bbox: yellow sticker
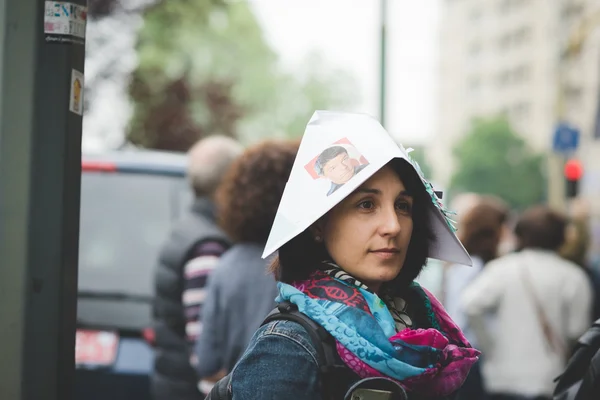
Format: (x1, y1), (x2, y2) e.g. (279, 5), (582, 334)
(69, 69), (84, 116)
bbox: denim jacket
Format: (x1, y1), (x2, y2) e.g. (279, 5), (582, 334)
(230, 320), (321, 399)
(228, 319), (459, 400)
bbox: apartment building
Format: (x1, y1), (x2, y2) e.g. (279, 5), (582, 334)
(433, 0), (600, 260)
(433, 0), (600, 195)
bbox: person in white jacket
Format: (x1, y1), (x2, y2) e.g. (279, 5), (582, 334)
(461, 205), (593, 400)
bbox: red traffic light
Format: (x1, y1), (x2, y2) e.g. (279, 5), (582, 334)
(564, 159), (583, 181)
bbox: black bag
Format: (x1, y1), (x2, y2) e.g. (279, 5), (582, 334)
(205, 301), (407, 400)
(553, 318), (600, 400)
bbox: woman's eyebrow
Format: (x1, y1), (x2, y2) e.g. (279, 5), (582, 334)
(355, 187), (380, 195)
(353, 188), (413, 197)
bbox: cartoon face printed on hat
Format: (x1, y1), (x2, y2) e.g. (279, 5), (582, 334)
(308, 140), (371, 196)
(263, 110), (472, 267)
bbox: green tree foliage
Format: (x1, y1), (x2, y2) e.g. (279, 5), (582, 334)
(450, 116), (546, 209)
(128, 0), (357, 151)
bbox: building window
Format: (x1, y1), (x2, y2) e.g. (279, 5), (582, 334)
(513, 26), (532, 45)
(469, 7), (483, 22)
(497, 70), (511, 87)
(565, 85), (583, 108)
(467, 76), (482, 94)
(511, 102), (530, 121)
(498, 34), (511, 51)
(469, 41), (482, 58)
(512, 64), (531, 83)
(497, 26), (532, 53)
(498, 0), (530, 14)
(562, 3), (584, 20)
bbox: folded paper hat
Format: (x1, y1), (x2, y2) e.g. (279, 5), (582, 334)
(263, 110), (472, 266)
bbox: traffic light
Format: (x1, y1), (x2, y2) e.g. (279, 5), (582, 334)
(564, 159), (583, 198)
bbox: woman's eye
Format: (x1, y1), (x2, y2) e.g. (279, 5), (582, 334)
(396, 201), (412, 213)
(358, 200), (374, 209)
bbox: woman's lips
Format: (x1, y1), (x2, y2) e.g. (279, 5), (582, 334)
(370, 249), (400, 260)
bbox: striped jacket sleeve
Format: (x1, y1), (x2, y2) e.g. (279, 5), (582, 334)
(182, 239), (228, 343)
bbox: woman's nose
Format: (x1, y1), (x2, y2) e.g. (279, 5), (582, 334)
(378, 206), (401, 236)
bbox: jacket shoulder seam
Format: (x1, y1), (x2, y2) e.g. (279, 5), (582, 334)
(263, 321), (320, 366)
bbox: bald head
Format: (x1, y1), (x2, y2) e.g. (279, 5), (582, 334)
(187, 135), (243, 198)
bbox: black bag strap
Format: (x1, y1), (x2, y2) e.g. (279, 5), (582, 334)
(262, 301), (345, 399)
(262, 301), (340, 371)
(205, 374), (231, 400)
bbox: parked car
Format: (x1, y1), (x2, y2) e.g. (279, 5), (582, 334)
(75, 150), (192, 400)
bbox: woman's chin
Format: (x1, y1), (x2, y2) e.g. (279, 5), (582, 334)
(359, 269), (401, 289)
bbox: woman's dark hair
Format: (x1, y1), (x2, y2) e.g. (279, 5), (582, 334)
(459, 197), (509, 263)
(270, 158), (436, 291)
(215, 140), (299, 243)
(514, 205), (567, 251)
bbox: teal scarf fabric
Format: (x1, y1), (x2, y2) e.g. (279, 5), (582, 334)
(277, 268), (480, 397)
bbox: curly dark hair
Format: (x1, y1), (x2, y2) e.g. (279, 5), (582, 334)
(215, 140), (299, 243)
(270, 158), (436, 293)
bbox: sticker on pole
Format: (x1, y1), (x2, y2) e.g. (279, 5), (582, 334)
(69, 69), (84, 115)
(44, 2), (87, 45)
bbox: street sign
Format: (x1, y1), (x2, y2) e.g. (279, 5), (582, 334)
(553, 123), (580, 153)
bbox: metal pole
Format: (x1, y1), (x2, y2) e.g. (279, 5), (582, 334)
(550, 11), (578, 211)
(379, 0), (387, 128)
(0, 0), (85, 399)
(549, 67), (567, 210)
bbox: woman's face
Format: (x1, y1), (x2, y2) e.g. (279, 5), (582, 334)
(314, 165), (414, 291)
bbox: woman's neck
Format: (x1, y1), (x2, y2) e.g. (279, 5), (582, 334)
(365, 281), (381, 294)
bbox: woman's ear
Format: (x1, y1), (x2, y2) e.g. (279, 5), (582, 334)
(309, 219), (325, 243)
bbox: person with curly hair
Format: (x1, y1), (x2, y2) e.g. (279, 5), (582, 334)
(193, 139), (299, 392)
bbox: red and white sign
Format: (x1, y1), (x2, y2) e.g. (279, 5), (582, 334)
(75, 330), (119, 366)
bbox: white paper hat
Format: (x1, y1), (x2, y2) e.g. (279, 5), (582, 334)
(262, 111), (472, 266)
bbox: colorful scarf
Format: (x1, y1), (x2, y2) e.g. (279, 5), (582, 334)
(277, 267), (480, 397)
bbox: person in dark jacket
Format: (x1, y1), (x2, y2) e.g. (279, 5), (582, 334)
(151, 135), (242, 400)
(194, 140), (299, 393)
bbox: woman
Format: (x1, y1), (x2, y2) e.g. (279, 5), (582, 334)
(444, 195), (509, 332)
(443, 196), (509, 400)
(462, 206), (593, 400)
(194, 140), (299, 388)
(212, 111), (479, 399)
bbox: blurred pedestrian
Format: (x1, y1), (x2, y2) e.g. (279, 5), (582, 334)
(462, 205), (593, 400)
(444, 195), (509, 400)
(194, 139), (299, 392)
(559, 198), (591, 268)
(439, 192), (481, 303)
(559, 198), (600, 320)
(151, 135), (242, 400)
